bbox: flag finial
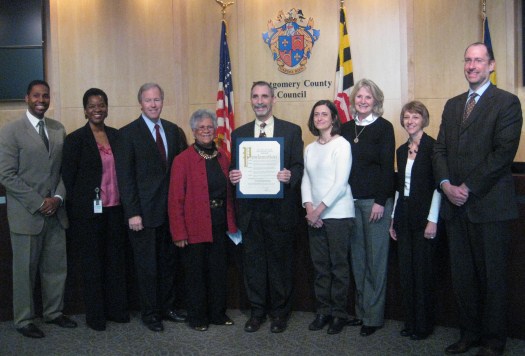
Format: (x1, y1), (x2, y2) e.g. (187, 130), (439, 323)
(215, 0), (235, 20)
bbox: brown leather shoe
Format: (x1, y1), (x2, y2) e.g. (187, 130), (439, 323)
(16, 323), (44, 338)
(445, 338), (480, 354)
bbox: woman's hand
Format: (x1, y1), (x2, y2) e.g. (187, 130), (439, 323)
(389, 219), (397, 240)
(305, 202), (325, 228)
(369, 203), (385, 223)
(175, 240), (188, 248)
(424, 221), (437, 239)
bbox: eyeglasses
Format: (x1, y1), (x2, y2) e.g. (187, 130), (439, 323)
(197, 125), (214, 132)
(464, 58), (488, 65)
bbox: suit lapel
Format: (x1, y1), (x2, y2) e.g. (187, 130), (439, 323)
(460, 85), (494, 132)
(137, 116), (160, 155)
(23, 115), (49, 154)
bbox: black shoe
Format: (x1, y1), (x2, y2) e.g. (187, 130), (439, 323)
(45, 315), (77, 328)
(327, 317), (347, 335)
(192, 325), (208, 332)
(244, 316), (265, 332)
(445, 338), (480, 354)
(400, 328), (412, 337)
(210, 315), (234, 326)
(270, 317), (288, 333)
(360, 325), (380, 336)
(163, 310), (186, 323)
(309, 314), (332, 331)
(347, 318), (363, 326)
(16, 323), (44, 338)
(142, 315), (164, 332)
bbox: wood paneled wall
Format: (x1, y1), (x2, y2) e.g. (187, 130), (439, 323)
(0, 0), (523, 161)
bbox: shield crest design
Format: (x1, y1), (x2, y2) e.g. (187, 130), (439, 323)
(279, 35), (304, 67)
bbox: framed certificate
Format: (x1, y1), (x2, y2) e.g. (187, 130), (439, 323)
(236, 137), (284, 198)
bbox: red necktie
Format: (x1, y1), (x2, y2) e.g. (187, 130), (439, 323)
(155, 124), (167, 166)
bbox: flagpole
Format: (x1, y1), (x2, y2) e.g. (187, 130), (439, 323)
(215, 0), (236, 157)
(340, 0), (344, 9)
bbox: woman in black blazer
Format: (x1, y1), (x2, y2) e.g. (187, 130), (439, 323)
(389, 101), (441, 340)
(62, 88), (128, 331)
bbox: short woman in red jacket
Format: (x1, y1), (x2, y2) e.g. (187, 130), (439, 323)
(168, 109), (238, 331)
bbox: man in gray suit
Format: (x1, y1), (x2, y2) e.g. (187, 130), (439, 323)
(434, 43), (522, 355)
(0, 80), (77, 338)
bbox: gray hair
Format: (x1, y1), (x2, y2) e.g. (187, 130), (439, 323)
(189, 109), (218, 130)
(137, 82), (164, 102)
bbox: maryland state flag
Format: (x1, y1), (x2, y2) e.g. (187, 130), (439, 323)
(483, 16), (497, 85)
(334, 6), (354, 123)
(216, 20), (235, 158)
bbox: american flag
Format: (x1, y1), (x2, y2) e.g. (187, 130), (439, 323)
(216, 20), (235, 157)
(483, 16), (497, 85)
(334, 6), (354, 123)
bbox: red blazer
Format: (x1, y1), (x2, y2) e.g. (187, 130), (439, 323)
(168, 145), (237, 243)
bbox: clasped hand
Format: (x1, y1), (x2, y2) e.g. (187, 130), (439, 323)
(39, 197), (60, 216)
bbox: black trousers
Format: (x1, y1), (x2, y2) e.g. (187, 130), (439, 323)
(446, 211), (511, 350)
(128, 221), (177, 319)
(242, 210), (294, 319)
(181, 224), (228, 327)
(72, 206), (128, 327)
(396, 201), (437, 335)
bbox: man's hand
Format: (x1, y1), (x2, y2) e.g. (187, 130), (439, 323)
(442, 181), (469, 206)
(128, 216), (144, 231)
(277, 168), (291, 183)
(229, 169), (242, 185)
(39, 197), (61, 216)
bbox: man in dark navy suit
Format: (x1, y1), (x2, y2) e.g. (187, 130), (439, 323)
(115, 83), (187, 332)
(229, 81), (303, 333)
(434, 43), (522, 355)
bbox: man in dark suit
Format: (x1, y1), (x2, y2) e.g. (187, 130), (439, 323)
(434, 43), (522, 355)
(0, 80), (77, 338)
(115, 83), (187, 332)
(229, 81), (304, 333)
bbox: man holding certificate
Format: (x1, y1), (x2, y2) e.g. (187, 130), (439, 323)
(229, 81), (304, 333)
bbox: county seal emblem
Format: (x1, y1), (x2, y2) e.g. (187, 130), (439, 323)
(262, 8), (320, 75)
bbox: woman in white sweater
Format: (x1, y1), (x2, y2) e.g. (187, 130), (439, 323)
(301, 100), (355, 335)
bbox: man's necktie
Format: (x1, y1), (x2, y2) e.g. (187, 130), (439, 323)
(155, 124), (167, 166)
(259, 122), (267, 137)
(463, 93), (478, 123)
(37, 120), (49, 151)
